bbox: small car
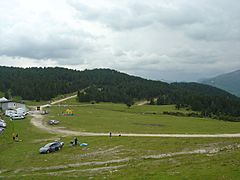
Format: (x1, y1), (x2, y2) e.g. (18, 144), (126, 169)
(5, 110), (16, 117)
(48, 120), (59, 125)
(0, 120), (6, 128)
(41, 110), (48, 115)
(39, 141), (64, 154)
(11, 115), (25, 120)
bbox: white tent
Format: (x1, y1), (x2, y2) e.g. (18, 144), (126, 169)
(0, 97), (8, 103)
(0, 97), (10, 110)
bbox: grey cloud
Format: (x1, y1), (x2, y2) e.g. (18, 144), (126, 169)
(69, 1), (154, 30)
(69, 1), (200, 29)
(171, 49), (219, 64)
(111, 49), (126, 57)
(0, 23), (96, 63)
(157, 1), (240, 42)
(70, 0), (240, 42)
(0, 0), (98, 63)
(1, 34), (77, 59)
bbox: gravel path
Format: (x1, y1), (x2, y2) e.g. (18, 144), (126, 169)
(40, 95), (77, 109)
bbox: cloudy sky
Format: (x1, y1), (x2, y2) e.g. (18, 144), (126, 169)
(0, 0), (240, 81)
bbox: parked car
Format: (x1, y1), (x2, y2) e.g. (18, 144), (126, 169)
(16, 108), (28, 116)
(11, 114), (25, 120)
(48, 120), (59, 125)
(0, 127), (4, 134)
(5, 110), (16, 117)
(0, 119), (6, 128)
(41, 110), (48, 115)
(39, 141), (64, 154)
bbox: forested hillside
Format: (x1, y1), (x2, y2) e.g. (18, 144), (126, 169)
(1, 66), (240, 119)
(0, 66), (168, 101)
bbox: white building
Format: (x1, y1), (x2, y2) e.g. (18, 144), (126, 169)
(0, 97), (27, 111)
(0, 97), (8, 106)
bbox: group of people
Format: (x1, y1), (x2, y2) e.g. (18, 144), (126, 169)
(12, 133), (20, 142)
(70, 137), (78, 146)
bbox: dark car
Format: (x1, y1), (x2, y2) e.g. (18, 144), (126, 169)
(48, 120), (59, 125)
(39, 141), (64, 154)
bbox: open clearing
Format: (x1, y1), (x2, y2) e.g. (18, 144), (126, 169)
(31, 113), (240, 137)
(1, 97), (240, 179)
(40, 99), (240, 135)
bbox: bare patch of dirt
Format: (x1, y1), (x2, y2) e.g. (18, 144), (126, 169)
(133, 123), (164, 127)
(33, 137), (63, 143)
(3, 165), (126, 178)
(143, 143), (240, 159)
(44, 165), (127, 176)
(78, 145), (123, 158)
(13, 158), (130, 174)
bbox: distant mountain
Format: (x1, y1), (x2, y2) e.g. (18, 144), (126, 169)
(201, 70), (240, 97)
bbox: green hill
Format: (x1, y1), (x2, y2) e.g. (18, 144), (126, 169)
(201, 70), (240, 97)
(0, 66), (240, 118)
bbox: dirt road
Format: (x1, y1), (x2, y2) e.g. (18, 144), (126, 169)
(40, 95), (77, 109)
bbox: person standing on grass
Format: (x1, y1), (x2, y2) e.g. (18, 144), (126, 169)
(12, 133), (15, 141)
(74, 137), (78, 145)
(15, 133), (19, 141)
(109, 132), (112, 138)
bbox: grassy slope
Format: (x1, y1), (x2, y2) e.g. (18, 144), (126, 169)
(1, 102), (240, 179)
(1, 118), (240, 179)
(47, 102), (240, 134)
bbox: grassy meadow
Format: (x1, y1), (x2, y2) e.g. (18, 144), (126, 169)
(1, 101), (240, 179)
(46, 102), (240, 134)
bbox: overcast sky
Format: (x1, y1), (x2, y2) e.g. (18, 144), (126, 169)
(0, 0), (240, 82)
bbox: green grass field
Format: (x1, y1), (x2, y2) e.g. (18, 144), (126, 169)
(1, 102), (240, 179)
(46, 103), (240, 134)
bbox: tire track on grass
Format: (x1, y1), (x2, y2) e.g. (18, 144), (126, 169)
(2, 143), (240, 178)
